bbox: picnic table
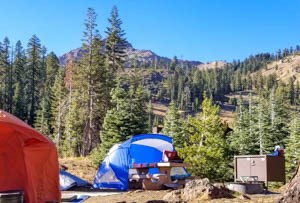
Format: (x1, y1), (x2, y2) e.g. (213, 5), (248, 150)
(129, 162), (187, 190)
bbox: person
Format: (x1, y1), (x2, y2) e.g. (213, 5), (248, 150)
(269, 145), (284, 156)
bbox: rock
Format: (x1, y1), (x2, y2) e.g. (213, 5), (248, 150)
(277, 165), (300, 203)
(133, 189), (143, 193)
(238, 194), (251, 200)
(163, 178), (234, 202)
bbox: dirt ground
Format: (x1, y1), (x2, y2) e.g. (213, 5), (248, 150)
(85, 189), (280, 203)
(59, 157), (282, 203)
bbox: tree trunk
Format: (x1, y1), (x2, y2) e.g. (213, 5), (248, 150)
(277, 164), (300, 203)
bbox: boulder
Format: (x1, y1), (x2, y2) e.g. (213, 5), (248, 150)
(163, 178), (234, 202)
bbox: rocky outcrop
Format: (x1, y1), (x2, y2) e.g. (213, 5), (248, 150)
(59, 40), (203, 68)
(162, 178), (234, 202)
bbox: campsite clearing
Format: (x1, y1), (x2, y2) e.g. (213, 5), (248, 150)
(60, 157), (281, 202)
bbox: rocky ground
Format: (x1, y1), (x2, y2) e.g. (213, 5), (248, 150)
(85, 190), (280, 203)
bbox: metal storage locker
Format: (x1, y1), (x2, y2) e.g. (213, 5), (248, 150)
(234, 155), (285, 185)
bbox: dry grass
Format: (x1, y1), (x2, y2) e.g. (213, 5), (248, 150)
(151, 102), (236, 128)
(255, 54), (300, 84)
(151, 103), (169, 117)
(59, 157), (98, 183)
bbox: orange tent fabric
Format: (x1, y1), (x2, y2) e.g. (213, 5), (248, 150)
(0, 110), (61, 203)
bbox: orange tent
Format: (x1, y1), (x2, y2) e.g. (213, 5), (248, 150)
(0, 110), (61, 202)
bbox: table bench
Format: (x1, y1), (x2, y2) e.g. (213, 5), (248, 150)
(129, 162), (187, 190)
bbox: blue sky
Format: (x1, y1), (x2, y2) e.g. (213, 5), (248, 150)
(0, 0), (300, 62)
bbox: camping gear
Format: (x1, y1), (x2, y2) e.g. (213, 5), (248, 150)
(0, 110), (60, 203)
(93, 134), (176, 190)
(60, 170), (91, 190)
(162, 150), (183, 162)
(61, 194), (89, 203)
(142, 174), (168, 190)
(0, 190), (23, 203)
(269, 145), (284, 156)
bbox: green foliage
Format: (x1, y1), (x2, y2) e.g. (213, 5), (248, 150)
(230, 88), (291, 156)
(178, 95), (230, 181)
(162, 101), (184, 148)
(92, 82), (148, 165)
(64, 8), (107, 156)
(285, 112), (300, 180)
(105, 6), (127, 72)
(26, 35), (43, 125)
(34, 52), (60, 137)
(51, 68), (67, 152)
(229, 95), (257, 154)
(12, 41), (27, 120)
(0, 37), (11, 111)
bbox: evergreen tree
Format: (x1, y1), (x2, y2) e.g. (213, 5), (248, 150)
(253, 96), (272, 154)
(147, 99), (154, 133)
(25, 35), (42, 125)
(65, 8), (107, 156)
(0, 37), (11, 111)
(34, 52), (60, 137)
(105, 6), (127, 71)
(105, 5), (127, 99)
(63, 91), (84, 156)
(287, 77), (295, 105)
(269, 87), (290, 149)
(162, 101), (184, 147)
(178, 95), (229, 181)
(51, 68), (67, 153)
(12, 41), (27, 119)
(229, 95), (257, 154)
(95, 83), (148, 163)
(285, 112), (300, 180)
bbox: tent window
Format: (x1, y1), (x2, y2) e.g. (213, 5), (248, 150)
(170, 167), (190, 180)
(99, 168), (121, 183)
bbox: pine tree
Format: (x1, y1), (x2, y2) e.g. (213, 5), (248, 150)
(162, 101), (184, 147)
(254, 96), (272, 154)
(65, 8), (106, 156)
(25, 35), (42, 125)
(229, 95), (257, 154)
(105, 6), (127, 72)
(12, 40), (27, 120)
(178, 95), (229, 181)
(104, 5), (127, 101)
(63, 92), (84, 156)
(95, 83), (148, 163)
(287, 77), (295, 105)
(285, 111), (300, 180)
(51, 68), (67, 153)
(34, 52), (60, 137)
(147, 99), (154, 133)
(269, 87), (290, 149)
(0, 37), (11, 111)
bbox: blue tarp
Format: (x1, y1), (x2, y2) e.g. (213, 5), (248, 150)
(93, 134), (175, 191)
(60, 170), (91, 191)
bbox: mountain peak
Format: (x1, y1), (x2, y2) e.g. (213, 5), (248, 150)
(59, 41), (203, 68)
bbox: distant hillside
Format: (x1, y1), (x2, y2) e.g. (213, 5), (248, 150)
(197, 61), (226, 70)
(255, 54), (300, 83)
(59, 41), (203, 68)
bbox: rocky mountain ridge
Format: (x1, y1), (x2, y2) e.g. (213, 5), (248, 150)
(59, 41), (208, 68)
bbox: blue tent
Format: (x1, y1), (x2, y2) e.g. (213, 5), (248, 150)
(60, 170), (91, 190)
(93, 134), (175, 190)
